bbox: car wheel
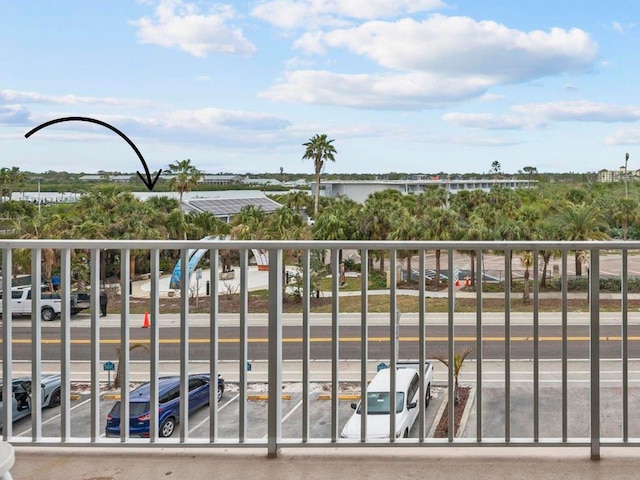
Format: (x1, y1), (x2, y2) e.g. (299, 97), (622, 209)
(426, 384), (431, 408)
(160, 417), (176, 437)
(49, 388), (61, 408)
(217, 385), (224, 402)
(41, 307), (55, 322)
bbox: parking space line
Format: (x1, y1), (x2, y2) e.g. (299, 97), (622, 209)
(188, 394), (238, 435)
(16, 392), (104, 437)
(261, 399), (303, 440)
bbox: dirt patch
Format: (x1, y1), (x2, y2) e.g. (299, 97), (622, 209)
(434, 386), (471, 438)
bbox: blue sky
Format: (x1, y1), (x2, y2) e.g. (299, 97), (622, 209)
(2, 0), (640, 175)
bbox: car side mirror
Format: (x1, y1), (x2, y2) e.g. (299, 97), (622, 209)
(407, 401), (417, 409)
(350, 402), (357, 409)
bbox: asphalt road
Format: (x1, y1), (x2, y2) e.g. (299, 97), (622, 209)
(4, 323), (640, 362)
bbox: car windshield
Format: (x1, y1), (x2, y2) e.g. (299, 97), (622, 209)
(356, 392), (404, 414)
(109, 401), (150, 417)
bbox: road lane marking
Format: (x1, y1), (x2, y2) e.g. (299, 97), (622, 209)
(4, 335), (640, 345)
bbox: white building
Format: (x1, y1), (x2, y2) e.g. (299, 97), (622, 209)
(315, 178), (531, 204)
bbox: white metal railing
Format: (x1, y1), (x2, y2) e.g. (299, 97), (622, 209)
(0, 240), (637, 459)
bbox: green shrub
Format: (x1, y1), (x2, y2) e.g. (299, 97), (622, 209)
(368, 271), (387, 290)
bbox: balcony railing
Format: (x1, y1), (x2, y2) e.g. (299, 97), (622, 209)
(0, 240), (636, 459)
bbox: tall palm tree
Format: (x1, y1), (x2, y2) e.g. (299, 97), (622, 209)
(302, 134), (337, 216)
(167, 159), (202, 213)
(167, 159), (202, 240)
(554, 202), (609, 276)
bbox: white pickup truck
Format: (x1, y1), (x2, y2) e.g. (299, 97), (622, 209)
(340, 361), (434, 439)
(0, 287), (90, 321)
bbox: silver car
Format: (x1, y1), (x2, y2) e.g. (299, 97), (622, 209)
(0, 375), (62, 428)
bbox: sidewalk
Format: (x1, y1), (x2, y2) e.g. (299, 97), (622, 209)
(11, 446), (640, 480)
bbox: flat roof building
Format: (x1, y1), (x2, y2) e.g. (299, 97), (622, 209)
(315, 178), (531, 204)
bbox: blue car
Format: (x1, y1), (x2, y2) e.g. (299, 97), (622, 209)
(0, 375), (62, 429)
(105, 374), (224, 438)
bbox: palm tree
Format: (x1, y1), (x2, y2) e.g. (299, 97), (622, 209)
(302, 134), (337, 216)
(554, 202), (609, 276)
(425, 207), (459, 288)
(612, 197), (640, 240)
(167, 159), (202, 213)
(432, 347), (474, 404)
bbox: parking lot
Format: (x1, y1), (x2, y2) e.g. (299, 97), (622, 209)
(7, 382), (446, 441)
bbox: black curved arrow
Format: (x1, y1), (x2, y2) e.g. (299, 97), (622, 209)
(24, 116), (162, 191)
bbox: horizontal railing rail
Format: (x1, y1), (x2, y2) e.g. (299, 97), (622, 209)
(1, 240), (639, 459)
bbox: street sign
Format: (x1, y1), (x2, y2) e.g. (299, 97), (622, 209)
(103, 361), (115, 371)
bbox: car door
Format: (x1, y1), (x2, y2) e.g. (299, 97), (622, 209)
(12, 289), (27, 315)
(188, 377), (209, 412)
(403, 374), (420, 432)
(12, 382), (30, 421)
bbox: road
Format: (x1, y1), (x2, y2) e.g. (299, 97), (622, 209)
(3, 321), (639, 362)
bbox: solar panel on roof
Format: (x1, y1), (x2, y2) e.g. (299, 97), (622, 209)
(189, 196), (281, 217)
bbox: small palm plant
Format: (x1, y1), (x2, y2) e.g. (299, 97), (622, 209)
(432, 347), (474, 404)
(113, 343), (149, 389)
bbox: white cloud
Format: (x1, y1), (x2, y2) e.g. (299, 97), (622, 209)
(195, 75), (213, 82)
(0, 106), (32, 124)
(0, 90), (153, 107)
(316, 16), (597, 82)
(265, 15), (598, 109)
(442, 112), (547, 130)
(251, 0), (445, 29)
(612, 21), (624, 34)
(261, 70), (493, 109)
(513, 101), (640, 122)
(604, 127), (640, 145)
(131, 0), (256, 57)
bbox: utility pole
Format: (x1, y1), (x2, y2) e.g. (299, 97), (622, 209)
(625, 152), (630, 198)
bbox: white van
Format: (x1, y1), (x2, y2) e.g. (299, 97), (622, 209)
(340, 365), (429, 439)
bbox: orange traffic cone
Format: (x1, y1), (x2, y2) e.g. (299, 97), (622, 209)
(142, 311), (150, 328)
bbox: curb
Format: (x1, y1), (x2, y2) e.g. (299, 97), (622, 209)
(458, 386), (476, 438)
(428, 388), (448, 438)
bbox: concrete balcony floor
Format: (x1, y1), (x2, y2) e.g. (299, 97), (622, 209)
(11, 446), (640, 480)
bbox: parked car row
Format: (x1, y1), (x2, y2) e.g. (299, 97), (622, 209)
(0, 373), (225, 438)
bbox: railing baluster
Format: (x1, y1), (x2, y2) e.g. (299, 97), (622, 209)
(533, 249), (539, 443)
(302, 249), (311, 442)
(119, 249), (130, 443)
(418, 249), (426, 442)
(179, 248), (189, 443)
(389, 249), (397, 441)
(331, 248), (340, 443)
(90, 249), (101, 442)
(562, 250), (568, 442)
(360, 249), (369, 442)
(209, 248), (219, 443)
(2, 248), (13, 440)
(31, 248), (42, 441)
(504, 249), (511, 443)
(60, 248), (71, 442)
(622, 248), (629, 443)
(476, 248), (483, 442)
(239, 249), (248, 443)
(448, 249), (454, 442)
(267, 248), (283, 458)
(150, 249), (160, 442)
(590, 249), (601, 460)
